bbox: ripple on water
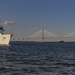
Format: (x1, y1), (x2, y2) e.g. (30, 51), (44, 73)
(0, 42), (75, 75)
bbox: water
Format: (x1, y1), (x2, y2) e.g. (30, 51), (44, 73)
(0, 42), (75, 75)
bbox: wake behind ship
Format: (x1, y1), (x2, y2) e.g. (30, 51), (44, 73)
(0, 26), (12, 45)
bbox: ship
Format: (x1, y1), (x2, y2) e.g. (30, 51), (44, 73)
(0, 26), (12, 45)
(59, 40), (64, 43)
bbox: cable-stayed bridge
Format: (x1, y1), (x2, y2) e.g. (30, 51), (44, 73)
(12, 29), (75, 42)
(28, 28), (59, 42)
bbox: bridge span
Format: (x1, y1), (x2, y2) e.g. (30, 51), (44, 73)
(12, 29), (75, 42)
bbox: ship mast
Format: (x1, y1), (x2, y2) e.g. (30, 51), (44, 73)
(0, 17), (5, 33)
(0, 16), (3, 26)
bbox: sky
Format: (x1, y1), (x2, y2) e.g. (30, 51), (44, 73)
(0, 0), (75, 38)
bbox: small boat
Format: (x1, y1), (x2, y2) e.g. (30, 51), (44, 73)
(59, 40), (64, 42)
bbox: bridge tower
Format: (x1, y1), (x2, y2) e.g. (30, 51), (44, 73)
(42, 28), (44, 42)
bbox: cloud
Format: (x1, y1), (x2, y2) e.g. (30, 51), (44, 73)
(0, 16), (3, 18)
(3, 21), (15, 25)
(29, 24), (35, 27)
(29, 24), (40, 27)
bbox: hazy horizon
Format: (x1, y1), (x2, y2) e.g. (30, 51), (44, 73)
(0, 0), (75, 41)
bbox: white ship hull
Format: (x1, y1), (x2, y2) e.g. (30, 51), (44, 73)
(0, 33), (11, 45)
